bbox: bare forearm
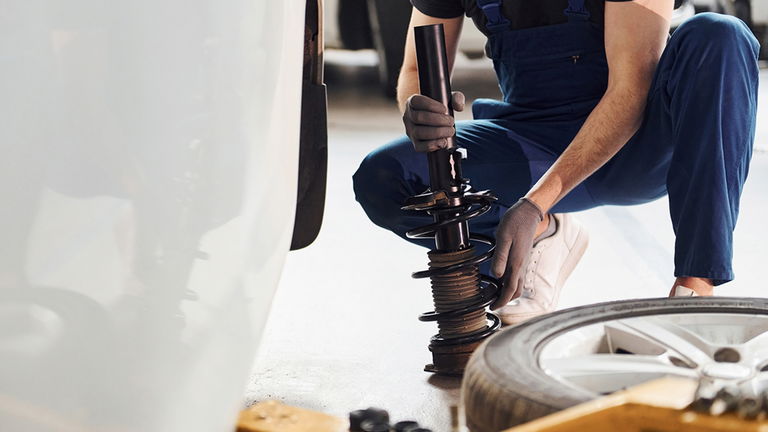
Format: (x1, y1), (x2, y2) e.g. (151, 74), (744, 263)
(397, 68), (420, 113)
(526, 88), (648, 211)
(525, 0), (670, 212)
(397, 10), (463, 113)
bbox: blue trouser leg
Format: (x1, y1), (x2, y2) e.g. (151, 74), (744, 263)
(591, 13), (760, 284)
(354, 13), (759, 285)
(353, 120), (525, 252)
(352, 119), (597, 275)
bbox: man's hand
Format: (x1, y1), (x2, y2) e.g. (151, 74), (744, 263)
(403, 91), (465, 152)
(490, 198), (544, 310)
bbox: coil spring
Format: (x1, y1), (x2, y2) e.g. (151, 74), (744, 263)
(406, 188), (502, 347)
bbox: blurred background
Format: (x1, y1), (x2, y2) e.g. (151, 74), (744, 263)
(324, 0), (766, 96)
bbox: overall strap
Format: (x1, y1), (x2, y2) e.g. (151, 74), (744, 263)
(564, 0), (591, 21)
(476, 0), (510, 33)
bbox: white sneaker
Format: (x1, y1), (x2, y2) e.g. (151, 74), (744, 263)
(673, 286), (698, 297)
(496, 213), (589, 326)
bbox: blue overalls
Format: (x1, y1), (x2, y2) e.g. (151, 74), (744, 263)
(353, 0), (760, 284)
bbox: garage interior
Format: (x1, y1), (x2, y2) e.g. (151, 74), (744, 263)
(3, 2), (768, 431)
(246, 37), (768, 429)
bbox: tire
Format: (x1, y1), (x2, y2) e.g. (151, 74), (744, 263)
(338, 0), (374, 51)
(758, 27), (768, 60)
(733, 0), (753, 27)
(462, 297), (768, 432)
(367, 0), (412, 97)
(722, 0), (753, 28)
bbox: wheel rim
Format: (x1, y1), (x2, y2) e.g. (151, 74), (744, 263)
(537, 313), (768, 396)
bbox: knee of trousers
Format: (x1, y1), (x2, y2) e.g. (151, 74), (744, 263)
(673, 12), (760, 60)
(352, 150), (412, 233)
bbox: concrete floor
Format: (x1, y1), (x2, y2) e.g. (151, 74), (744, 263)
(246, 53), (768, 430)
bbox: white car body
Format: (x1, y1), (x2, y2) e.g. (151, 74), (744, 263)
(0, 1), (303, 431)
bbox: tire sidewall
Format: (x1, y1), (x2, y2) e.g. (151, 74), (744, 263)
(463, 297), (768, 430)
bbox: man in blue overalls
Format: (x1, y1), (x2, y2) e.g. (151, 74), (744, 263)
(353, 0), (760, 324)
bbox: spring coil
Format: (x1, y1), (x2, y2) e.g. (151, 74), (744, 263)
(406, 189), (502, 347)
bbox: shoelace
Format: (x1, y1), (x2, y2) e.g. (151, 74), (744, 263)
(522, 247), (545, 299)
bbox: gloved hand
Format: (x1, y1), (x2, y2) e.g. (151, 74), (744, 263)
(403, 91), (465, 152)
(490, 198), (545, 310)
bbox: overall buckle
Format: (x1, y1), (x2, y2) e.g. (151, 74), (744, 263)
(563, 7), (591, 21)
(480, 3), (509, 32)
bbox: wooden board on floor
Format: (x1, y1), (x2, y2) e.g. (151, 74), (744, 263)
(237, 401), (346, 432)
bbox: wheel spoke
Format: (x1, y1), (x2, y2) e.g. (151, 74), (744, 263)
(750, 371), (768, 383)
(741, 332), (768, 366)
(742, 371), (768, 395)
(542, 354), (697, 393)
(605, 317), (713, 366)
(538, 312), (768, 398)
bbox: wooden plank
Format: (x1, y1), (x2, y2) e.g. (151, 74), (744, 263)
(237, 401), (346, 432)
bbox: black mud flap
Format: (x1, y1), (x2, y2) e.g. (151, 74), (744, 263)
(291, 0), (327, 251)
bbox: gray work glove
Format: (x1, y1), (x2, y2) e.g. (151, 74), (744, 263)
(403, 91), (465, 152)
(490, 198), (544, 310)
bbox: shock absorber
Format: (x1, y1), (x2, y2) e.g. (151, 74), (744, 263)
(403, 24), (501, 376)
